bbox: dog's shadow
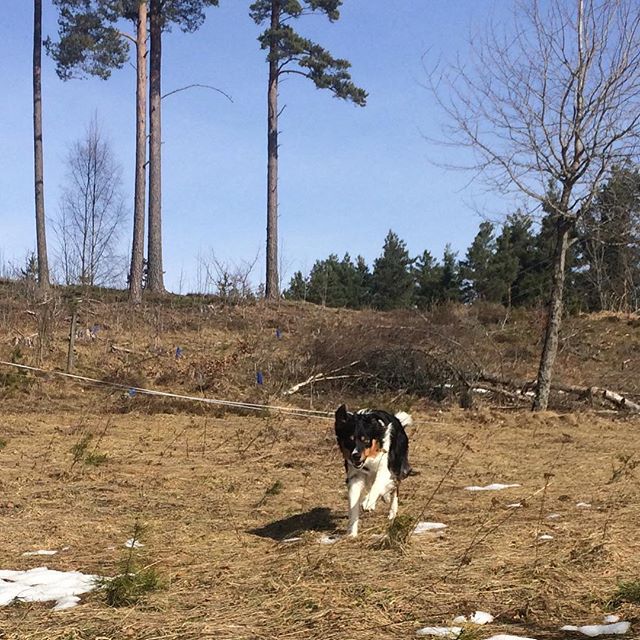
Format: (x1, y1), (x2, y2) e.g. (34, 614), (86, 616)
(249, 507), (339, 541)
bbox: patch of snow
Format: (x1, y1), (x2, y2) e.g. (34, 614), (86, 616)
(413, 522), (448, 534)
(22, 550), (58, 557)
(560, 622), (630, 636)
(576, 502), (592, 508)
(604, 615), (620, 623)
(452, 611), (494, 625)
(0, 566), (100, 609)
(506, 503), (523, 508)
(538, 534), (554, 541)
(465, 483), (521, 491)
(124, 539), (143, 549)
(470, 611), (494, 624)
(416, 626), (462, 638)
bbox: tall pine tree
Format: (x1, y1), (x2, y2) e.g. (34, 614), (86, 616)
(250, 0), (366, 299)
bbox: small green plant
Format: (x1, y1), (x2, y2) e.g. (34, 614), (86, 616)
(70, 421), (110, 468)
(70, 434), (93, 468)
(85, 451), (108, 466)
(254, 480), (283, 507)
(101, 521), (162, 607)
(609, 580), (640, 607)
(0, 438), (7, 450)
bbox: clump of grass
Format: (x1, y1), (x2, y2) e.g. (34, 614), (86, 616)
(101, 521), (162, 607)
(608, 580), (640, 607)
(458, 627), (482, 640)
(85, 451), (108, 466)
(380, 514), (415, 550)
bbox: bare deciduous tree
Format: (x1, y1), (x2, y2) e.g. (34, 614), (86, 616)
(54, 115), (128, 287)
(195, 250), (259, 302)
(430, 0), (640, 410)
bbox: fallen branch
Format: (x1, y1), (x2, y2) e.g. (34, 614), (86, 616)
(284, 361), (361, 396)
(477, 372), (640, 413)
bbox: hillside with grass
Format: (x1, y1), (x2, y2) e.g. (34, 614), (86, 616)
(0, 281), (639, 640)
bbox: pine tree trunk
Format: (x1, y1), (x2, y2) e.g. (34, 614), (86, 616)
(265, 0), (280, 300)
(147, 0), (165, 293)
(533, 217), (572, 411)
(129, 0), (148, 304)
(33, 0), (49, 291)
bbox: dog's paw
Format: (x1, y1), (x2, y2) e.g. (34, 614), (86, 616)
(361, 494), (379, 512)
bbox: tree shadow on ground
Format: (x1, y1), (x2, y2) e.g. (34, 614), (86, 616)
(248, 507), (339, 541)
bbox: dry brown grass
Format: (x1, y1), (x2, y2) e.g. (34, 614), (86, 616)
(1, 403), (639, 639)
(0, 286), (639, 638)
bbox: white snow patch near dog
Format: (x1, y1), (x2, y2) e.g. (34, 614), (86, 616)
(413, 522), (448, 534)
(465, 483), (521, 491)
(0, 566), (100, 610)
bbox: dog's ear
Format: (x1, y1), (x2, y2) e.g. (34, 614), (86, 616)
(335, 404), (349, 424)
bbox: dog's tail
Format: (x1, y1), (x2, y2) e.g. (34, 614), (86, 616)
(394, 411), (413, 428)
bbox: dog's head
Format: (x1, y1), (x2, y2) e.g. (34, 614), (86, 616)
(335, 404), (385, 469)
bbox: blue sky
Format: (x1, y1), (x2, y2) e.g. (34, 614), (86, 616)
(0, 1), (509, 293)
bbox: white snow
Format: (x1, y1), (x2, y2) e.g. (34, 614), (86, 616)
(415, 626), (462, 638)
(604, 615), (621, 623)
(124, 539), (144, 549)
(506, 503), (523, 508)
(0, 566), (100, 610)
(465, 483), (521, 491)
(22, 550), (58, 556)
(576, 502), (592, 508)
(413, 522), (448, 534)
(538, 534), (554, 541)
(452, 611), (494, 625)
(560, 621), (630, 636)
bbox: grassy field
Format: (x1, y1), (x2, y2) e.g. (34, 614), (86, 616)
(1, 286), (639, 639)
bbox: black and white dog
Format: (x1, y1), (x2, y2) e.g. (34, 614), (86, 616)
(335, 405), (413, 537)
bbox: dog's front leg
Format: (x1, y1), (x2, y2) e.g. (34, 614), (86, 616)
(347, 477), (365, 537)
(362, 460), (391, 512)
(388, 488), (399, 520)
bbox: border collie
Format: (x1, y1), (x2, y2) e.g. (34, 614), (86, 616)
(334, 405), (413, 537)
